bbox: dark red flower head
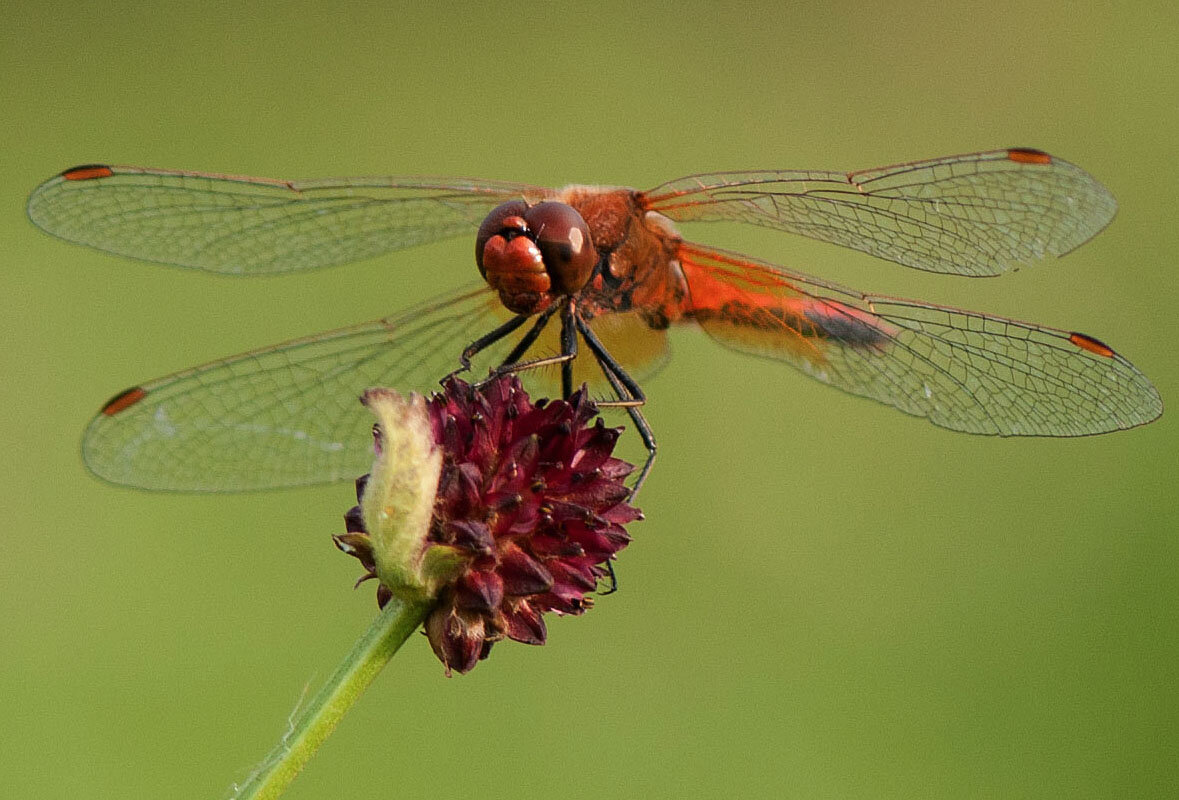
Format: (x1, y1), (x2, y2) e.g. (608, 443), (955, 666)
(334, 375), (642, 675)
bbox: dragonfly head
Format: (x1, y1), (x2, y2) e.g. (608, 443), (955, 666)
(476, 200), (598, 314)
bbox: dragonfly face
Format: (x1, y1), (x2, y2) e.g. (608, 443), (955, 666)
(27, 149), (1162, 492)
(476, 199), (600, 313)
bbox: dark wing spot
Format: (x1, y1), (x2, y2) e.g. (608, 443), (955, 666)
(61, 164), (115, 181)
(100, 386), (147, 416)
(1069, 331), (1115, 358)
(802, 305), (890, 349)
(1006, 148), (1053, 165)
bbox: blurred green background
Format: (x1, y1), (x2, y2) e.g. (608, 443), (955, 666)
(2, 1), (1176, 797)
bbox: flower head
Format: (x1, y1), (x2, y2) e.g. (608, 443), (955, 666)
(334, 375), (642, 674)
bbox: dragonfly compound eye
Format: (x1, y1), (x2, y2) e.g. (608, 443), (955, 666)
(475, 200), (530, 277)
(476, 199), (552, 313)
(523, 202), (598, 295)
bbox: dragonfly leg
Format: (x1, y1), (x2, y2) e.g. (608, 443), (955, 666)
(583, 347), (654, 598)
(559, 301), (576, 400)
(601, 369), (657, 499)
(497, 304), (559, 367)
(574, 314), (657, 500)
(446, 312), (531, 383)
(576, 332), (652, 597)
(479, 302), (575, 387)
(603, 560), (619, 595)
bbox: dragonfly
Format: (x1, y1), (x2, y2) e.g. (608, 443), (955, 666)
(28, 149), (1162, 493)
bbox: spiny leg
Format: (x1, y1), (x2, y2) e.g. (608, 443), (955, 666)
(595, 359), (659, 503)
(446, 312), (530, 383)
(571, 318), (648, 596)
(499, 304), (559, 367)
(593, 353), (632, 597)
(589, 341), (631, 597)
(575, 313), (658, 500)
(597, 358), (658, 499)
(559, 301), (577, 400)
(575, 314), (645, 405)
(475, 304), (575, 388)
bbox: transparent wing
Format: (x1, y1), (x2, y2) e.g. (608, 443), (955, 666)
(675, 243), (1161, 436)
(84, 286), (516, 491)
(83, 283), (671, 491)
(644, 149), (1116, 277)
(28, 164), (549, 274)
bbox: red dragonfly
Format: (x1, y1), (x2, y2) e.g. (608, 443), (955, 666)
(28, 149), (1161, 493)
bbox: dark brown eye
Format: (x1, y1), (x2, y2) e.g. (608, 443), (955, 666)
(523, 202), (598, 294)
(475, 200), (529, 275)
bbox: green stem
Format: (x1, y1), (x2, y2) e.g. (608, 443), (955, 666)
(231, 598), (430, 800)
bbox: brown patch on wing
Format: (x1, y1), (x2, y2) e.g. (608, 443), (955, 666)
(1007, 148), (1053, 165)
(1069, 331), (1115, 358)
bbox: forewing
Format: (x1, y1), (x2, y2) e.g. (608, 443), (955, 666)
(675, 243), (1161, 436)
(645, 149), (1116, 277)
(84, 286), (517, 491)
(28, 165), (549, 274)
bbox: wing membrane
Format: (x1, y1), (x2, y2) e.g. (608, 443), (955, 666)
(675, 243), (1160, 436)
(83, 287), (514, 490)
(28, 165), (548, 274)
(82, 284), (670, 491)
(646, 149), (1116, 277)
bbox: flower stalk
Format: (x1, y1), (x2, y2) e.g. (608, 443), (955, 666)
(229, 596), (430, 800)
